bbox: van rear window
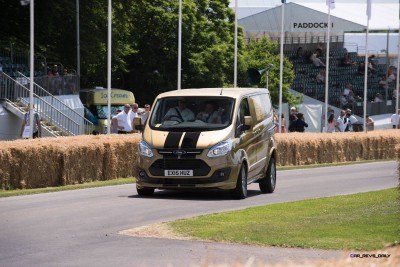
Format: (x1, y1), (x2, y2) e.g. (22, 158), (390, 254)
(149, 97), (235, 132)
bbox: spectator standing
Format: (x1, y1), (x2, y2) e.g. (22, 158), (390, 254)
(111, 109), (122, 134)
(288, 107), (298, 132)
(280, 113), (287, 133)
(130, 103), (142, 131)
(326, 113), (337, 133)
(113, 104), (135, 133)
(390, 110), (400, 129)
(20, 106), (41, 138)
(336, 110), (348, 132)
(140, 104), (151, 124)
(344, 109), (358, 132)
(289, 113), (308, 132)
(366, 115), (374, 131)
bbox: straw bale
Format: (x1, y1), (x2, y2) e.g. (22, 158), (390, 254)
(0, 131), (399, 190)
(0, 134), (141, 189)
(275, 131), (400, 166)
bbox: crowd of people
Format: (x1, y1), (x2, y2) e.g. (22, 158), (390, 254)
(295, 44), (399, 106)
(271, 106), (400, 133)
(110, 103), (151, 134)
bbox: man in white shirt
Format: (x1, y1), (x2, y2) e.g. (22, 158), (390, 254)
(345, 109), (358, 132)
(114, 104), (135, 133)
(164, 98), (195, 122)
(139, 104), (151, 124)
(336, 110), (348, 132)
(391, 110), (400, 129)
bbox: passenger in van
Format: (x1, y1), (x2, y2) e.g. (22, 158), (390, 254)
(163, 98), (195, 122)
(196, 102), (221, 124)
(217, 104), (230, 124)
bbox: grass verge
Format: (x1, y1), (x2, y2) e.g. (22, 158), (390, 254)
(0, 177), (135, 198)
(169, 188), (400, 251)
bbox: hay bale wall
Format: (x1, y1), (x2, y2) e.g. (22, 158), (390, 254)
(0, 131), (399, 190)
(0, 134), (141, 190)
(275, 131), (400, 166)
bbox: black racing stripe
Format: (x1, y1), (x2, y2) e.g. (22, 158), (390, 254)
(181, 132), (201, 149)
(164, 132), (183, 148)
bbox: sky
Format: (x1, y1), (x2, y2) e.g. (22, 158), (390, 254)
(230, 0), (399, 29)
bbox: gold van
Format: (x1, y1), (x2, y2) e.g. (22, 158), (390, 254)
(136, 88), (277, 199)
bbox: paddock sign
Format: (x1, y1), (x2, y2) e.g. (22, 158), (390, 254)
(293, 22), (334, 29)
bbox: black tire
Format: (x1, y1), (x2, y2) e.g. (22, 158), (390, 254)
(231, 165), (247, 199)
(259, 157), (276, 193)
(136, 186), (155, 196)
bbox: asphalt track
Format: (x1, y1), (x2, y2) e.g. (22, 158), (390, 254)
(0, 161), (398, 267)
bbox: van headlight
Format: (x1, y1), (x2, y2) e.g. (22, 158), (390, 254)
(139, 140), (153, 158)
(207, 139), (232, 158)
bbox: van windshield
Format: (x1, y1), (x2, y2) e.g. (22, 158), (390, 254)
(149, 97), (235, 132)
(89, 105), (125, 119)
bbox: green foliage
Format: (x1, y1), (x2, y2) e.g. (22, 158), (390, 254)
(239, 37), (299, 106)
(170, 188), (400, 250)
(0, 0), (298, 106)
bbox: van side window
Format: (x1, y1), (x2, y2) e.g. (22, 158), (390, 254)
(238, 98), (250, 124)
(251, 94), (271, 123)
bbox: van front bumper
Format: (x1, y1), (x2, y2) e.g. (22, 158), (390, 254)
(136, 167), (237, 190)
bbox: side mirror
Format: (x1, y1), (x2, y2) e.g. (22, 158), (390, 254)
(243, 116), (253, 131)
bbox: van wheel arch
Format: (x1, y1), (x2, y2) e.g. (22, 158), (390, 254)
(231, 163), (248, 199)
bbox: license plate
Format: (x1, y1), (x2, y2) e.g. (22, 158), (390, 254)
(164, 170), (193, 176)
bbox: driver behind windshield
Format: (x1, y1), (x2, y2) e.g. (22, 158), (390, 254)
(196, 102), (221, 124)
(163, 98), (195, 122)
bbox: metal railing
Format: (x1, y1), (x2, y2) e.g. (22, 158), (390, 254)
(17, 72), (94, 135)
(0, 72), (94, 136)
(245, 34), (345, 45)
(34, 75), (79, 95)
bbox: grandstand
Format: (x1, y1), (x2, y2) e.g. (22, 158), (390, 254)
(286, 45), (395, 116)
(0, 41), (78, 95)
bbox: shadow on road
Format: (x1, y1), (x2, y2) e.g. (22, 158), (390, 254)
(127, 189), (262, 201)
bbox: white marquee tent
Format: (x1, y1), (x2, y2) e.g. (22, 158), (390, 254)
(238, 2), (366, 38)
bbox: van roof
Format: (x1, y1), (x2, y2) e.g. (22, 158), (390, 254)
(156, 88), (269, 99)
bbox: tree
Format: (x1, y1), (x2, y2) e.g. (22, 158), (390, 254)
(239, 37), (300, 106)
(123, 0), (239, 104)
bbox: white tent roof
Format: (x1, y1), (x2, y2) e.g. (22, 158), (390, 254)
(238, 2), (366, 33)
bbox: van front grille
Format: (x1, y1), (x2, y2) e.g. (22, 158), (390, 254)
(149, 159), (211, 176)
(157, 149), (203, 158)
